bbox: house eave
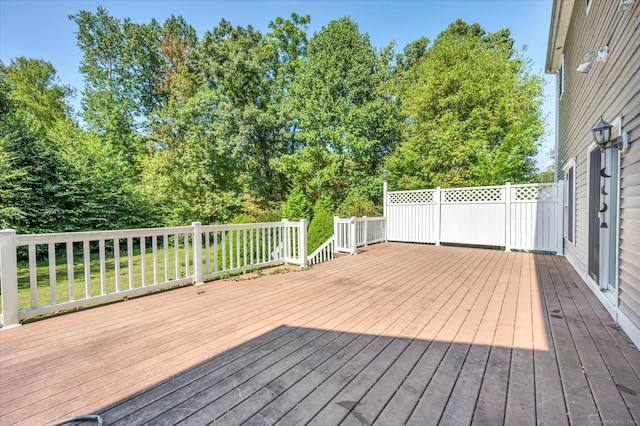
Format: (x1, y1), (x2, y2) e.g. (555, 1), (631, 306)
(546, 0), (575, 73)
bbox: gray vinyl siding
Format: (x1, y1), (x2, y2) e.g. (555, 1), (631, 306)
(620, 95), (640, 329)
(556, 0), (640, 332)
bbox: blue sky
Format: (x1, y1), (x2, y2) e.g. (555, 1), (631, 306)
(0, 0), (556, 169)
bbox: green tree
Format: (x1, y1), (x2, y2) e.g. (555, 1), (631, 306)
(70, 7), (164, 152)
(0, 59), (76, 233)
(276, 17), (401, 207)
(307, 195), (334, 253)
(3, 57), (73, 129)
(386, 20), (544, 190)
(281, 186), (312, 221)
(141, 18), (244, 226)
(1, 57), (157, 232)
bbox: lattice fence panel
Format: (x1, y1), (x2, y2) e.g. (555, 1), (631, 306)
(388, 191), (434, 204)
(443, 187), (503, 203)
(513, 185), (555, 201)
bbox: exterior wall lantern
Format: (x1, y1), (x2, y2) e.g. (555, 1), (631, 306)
(592, 116), (630, 151)
(576, 46), (608, 73)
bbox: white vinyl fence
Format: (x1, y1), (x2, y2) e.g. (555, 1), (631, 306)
(0, 220), (307, 329)
(386, 183), (563, 253)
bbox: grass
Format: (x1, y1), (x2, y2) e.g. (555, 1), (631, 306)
(4, 235), (288, 313)
(11, 244), (191, 312)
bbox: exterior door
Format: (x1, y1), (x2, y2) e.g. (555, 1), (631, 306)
(588, 146), (619, 296)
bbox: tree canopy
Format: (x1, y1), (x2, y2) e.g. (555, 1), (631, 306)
(386, 20), (544, 189)
(0, 10), (546, 234)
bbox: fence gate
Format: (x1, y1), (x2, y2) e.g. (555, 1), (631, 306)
(385, 183), (563, 253)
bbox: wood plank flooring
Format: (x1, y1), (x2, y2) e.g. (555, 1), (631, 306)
(0, 243), (638, 425)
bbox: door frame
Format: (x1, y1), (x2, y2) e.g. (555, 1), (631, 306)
(586, 142), (621, 304)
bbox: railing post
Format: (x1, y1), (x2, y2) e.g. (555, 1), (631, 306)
(0, 229), (20, 329)
(383, 170), (388, 242)
(299, 219), (308, 267)
(350, 217), (357, 255)
(363, 216), (368, 246)
(435, 187), (441, 246)
(505, 182), (512, 252)
(192, 222), (204, 286)
(281, 219), (289, 261)
(383, 217), (387, 243)
(334, 216), (339, 252)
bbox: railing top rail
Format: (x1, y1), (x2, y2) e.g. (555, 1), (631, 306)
(308, 235), (335, 260)
(354, 217), (385, 223)
(15, 226), (192, 246)
(282, 220), (304, 228)
(201, 221), (299, 232)
(335, 218), (354, 224)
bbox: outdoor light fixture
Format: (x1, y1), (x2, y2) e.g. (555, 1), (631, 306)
(592, 116), (630, 151)
(576, 46), (608, 73)
(383, 169), (388, 181)
(620, 0), (636, 11)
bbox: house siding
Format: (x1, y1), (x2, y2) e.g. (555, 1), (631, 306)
(555, 0), (640, 344)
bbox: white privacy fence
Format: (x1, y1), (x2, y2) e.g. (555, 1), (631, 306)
(386, 183), (563, 253)
(0, 220), (307, 329)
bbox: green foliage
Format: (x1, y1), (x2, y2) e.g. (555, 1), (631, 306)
(276, 17), (401, 207)
(69, 6), (164, 151)
(281, 186), (312, 221)
(386, 19), (544, 190)
(336, 193), (379, 218)
(3, 57), (73, 129)
(232, 214), (257, 224)
(307, 195), (335, 253)
(1, 11), (549, 236)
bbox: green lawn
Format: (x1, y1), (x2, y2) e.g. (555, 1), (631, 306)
(2, 230), (288, 313)
(10, 244), (190, 312)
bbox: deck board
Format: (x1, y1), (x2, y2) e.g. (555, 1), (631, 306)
(1, 242), (639, 425)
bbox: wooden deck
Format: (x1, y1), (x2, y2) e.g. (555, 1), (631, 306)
(1, 242), (639, 425)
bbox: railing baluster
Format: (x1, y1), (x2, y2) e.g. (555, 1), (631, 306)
(99, 239), (106, 295)
(229, 230), (234, 270)
(152, 235), (158, 285)
(28, 244), (37, 308)
(173, 233), (179, 279)
(83, 240), (91, 298)
(214, 232), (219, 272)
(128, 237), (134, 290)
(250, 229), (254, 264)
(140, 237), (146, 287)
(205, 231), (210, 274)
(184, 233), (190, 277)
(243, 229), (247, 267)
(222, 230), (227, 271)
(236, 230), (241, 268)
(67, 242), (74, 301)
(163, 235), (169, 282)
(114, 239), (120, 293)
(48, 242), (56, 305)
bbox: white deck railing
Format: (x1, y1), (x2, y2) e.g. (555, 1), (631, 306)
(307, 236), (335, 266)
(0, 219), (307, 329)
(334, 216), (387, 254)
